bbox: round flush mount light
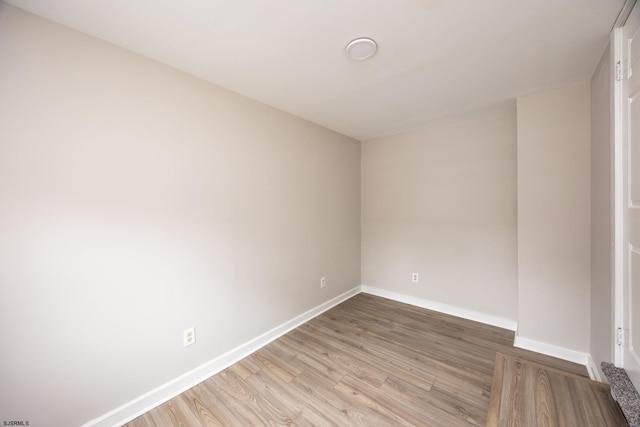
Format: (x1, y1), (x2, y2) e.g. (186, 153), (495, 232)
(345, 37), (377, 60)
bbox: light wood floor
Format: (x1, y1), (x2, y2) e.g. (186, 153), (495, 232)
(124, 294), (603, 426)
(487, 353), (627, 426)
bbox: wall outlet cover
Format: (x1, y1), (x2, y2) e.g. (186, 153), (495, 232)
(183, 327), (196, 347)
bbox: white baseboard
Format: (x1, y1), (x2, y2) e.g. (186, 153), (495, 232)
(361, 285), (518, 331)
(83, 285), (361, 427)
(586, 354), (604, 382)
(513, 335), (589, 366)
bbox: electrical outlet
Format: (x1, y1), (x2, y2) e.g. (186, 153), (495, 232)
(183, 327), (196, 347)
(320, 276), (326, 288)
(412, 273), (419, 283)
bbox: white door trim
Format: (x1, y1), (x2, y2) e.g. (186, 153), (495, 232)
(614, 23), (625, 367)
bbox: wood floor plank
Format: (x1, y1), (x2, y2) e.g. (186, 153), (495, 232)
(124, 294), (621, 427)
(198, 381), (254, 426)
(183, 386), (240, 426)
(486, 352), (505, 426)
(334, 374), (415, 426)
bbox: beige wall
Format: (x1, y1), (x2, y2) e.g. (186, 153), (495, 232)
(0, 5), (360, 426)
(590, 44), (614, 369)
(0, 1), (610, 424)
(517, 84), (591, 352)
(361, 109), (518, 321)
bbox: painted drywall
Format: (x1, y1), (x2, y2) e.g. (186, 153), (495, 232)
(0, 4), (360, 426)
(590, 43), (614, 371)
(361, 108), (518, 322)
(517, 84), (591, 353)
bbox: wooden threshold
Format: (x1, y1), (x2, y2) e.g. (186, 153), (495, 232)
(487, 352), (628, 426)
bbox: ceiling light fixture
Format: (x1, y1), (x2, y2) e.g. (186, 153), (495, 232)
(345, 37), (377, 61)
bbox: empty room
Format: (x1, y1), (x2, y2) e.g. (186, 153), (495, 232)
(2, 0), (640, 426)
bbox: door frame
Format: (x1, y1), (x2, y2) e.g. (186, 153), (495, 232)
(614, 21), (624, 368)
(614, 0), (640, 369)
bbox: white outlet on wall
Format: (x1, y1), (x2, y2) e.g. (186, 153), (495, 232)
(412, 273), (419, 283)
(320, 276), (326, 288)
(183, 327), (196, 347)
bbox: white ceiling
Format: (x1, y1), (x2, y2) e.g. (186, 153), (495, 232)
(5, 0), (625, 140)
